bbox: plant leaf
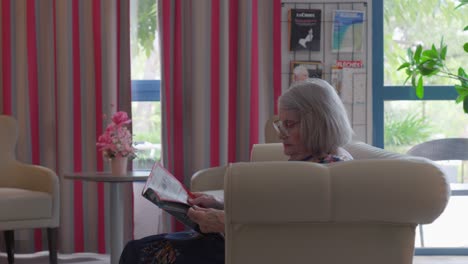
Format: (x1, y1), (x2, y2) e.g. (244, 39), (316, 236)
(397, 62), (410, 71)
(422, 49), (439, 59)
(419, 60), (440, 76)
(464, 42), (468, 53)
(440, 45), (447, 60)
(458, 67), (468, 86)
(458, 67), (468, 77)
(464, 25), (468, 31)
(411, 74), (417, 88)
(416, 76), (424, 99)
(464, 96), (468, 114)
(455, 0), (468, 10)
(455, 85), (468, 103)
(414, 45), (422, 63)
(403, 74), (411, 85)
(407, 48), (414, 63)
(405, 68), (412, 76)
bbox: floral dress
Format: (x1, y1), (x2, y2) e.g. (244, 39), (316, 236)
(119, 154), (347, 264)
(119, 231), (224, 264)
(315, 154), (349, 163)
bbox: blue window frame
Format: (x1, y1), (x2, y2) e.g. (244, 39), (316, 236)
(372, 0), (466, 255)
(131, 80), (161, 102)
(372, 0), (459, 149)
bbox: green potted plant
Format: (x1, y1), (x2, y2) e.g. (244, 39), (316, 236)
(397, 0), (468, 114)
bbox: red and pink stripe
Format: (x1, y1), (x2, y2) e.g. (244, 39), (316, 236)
(173, 0), (185, 232)
(72, 0), (84, 252)
(1, 0), (12, 115)
(173, 0), (183, 181)
(53, 0), (59, 179)
(210, 0), (220, 167)
(162, 0), (172, 171)
(26, 0), (42, 251)
(161, 0), (183, 231)
(228, 0), (239, 162)
(92, 0), (106, 253)
(273, 0), (282, 114)
(249, 0), (259, 151)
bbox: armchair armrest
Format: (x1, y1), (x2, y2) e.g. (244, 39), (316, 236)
(191, 165), (227, 192)
(0, 161), (60, 227)
(1, 161), (59, 196)
(224, 160), (449, 224)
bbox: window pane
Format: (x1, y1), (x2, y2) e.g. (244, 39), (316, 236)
(418, 196), (468, 248)
(130, 0), (160, 80)
(383, 0), (467, 85)
(384, 100), (468, 183)
(385, 101), (468, 248)
(132, 101), (161, 169)
(130, 0), (161, 170)
(384, 101), (468, 154)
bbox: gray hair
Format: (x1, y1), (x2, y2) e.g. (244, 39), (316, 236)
(278, 78), (353, 155)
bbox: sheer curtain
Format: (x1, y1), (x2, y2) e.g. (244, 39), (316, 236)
(0, 0), (132, 254)
(158, 0), (281, 231)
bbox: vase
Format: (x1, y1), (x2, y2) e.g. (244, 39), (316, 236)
(111, 156), (128, 176)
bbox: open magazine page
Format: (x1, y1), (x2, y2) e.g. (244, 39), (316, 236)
(143, 162), (192, 204)
(142, 162), (201, 233)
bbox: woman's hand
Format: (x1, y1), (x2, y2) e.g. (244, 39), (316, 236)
(188, 192), (224, 209)
(187, 206), (225, 233)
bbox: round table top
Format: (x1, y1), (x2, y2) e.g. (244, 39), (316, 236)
(64, 170), (150, 182)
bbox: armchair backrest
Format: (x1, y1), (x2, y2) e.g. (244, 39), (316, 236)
(224, 160), (449, 264)
(264, 115), (280, 143)
(251, 141), (410, 162)
(0, 115), (17, 163)
(191, 141), (415, 192)
(0, 114), (60, 234)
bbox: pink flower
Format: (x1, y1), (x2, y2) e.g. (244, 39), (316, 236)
(112, 111), (131, 125)
(96, 111), (137, 159)
(106, 123), (116, 132)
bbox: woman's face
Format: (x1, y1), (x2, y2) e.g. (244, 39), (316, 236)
(277, 109), (309, 160)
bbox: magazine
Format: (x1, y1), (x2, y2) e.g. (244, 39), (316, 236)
(290, 61), (323, 84)
(289, 9), (322, 51)
(331, 60), (364, 95)
(330, 65), (343, 95)
(141, 162), (202, 233)
(332, 10), (365, 53)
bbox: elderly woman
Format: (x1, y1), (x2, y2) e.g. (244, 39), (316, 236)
(275, 78), (353, 162)
(119, 78), (353, 264)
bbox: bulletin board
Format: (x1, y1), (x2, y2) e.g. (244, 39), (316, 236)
(281, 1), (370, 143)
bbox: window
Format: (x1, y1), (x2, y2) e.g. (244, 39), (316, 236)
(130, 0), (161, 170)
(374, 0), (468, 254)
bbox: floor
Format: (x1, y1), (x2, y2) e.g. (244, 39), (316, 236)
(414, 256), (468, 264)
(0, 252), (109, 264)
(1, 252), (468, 264)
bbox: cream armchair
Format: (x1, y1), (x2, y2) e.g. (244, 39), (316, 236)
(0, 115), (60, 264)
(191, 141), (409, 191)
(191, 142), (450, 264)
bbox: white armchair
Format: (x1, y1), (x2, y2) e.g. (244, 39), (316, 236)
(191, 142), (450, 264)
(0, 115), (60, 264)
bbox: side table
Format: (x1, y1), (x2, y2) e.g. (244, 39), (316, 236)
(64, 171), (149, 264)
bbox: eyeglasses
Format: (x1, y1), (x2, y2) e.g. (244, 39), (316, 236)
(272, 119), (300, 136)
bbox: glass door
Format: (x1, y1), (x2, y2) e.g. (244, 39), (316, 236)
(373, 0), (468, 254)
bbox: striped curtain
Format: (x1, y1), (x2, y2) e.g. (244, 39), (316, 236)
(0, 0), (132, 254)
(159, 0), (282, 231)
